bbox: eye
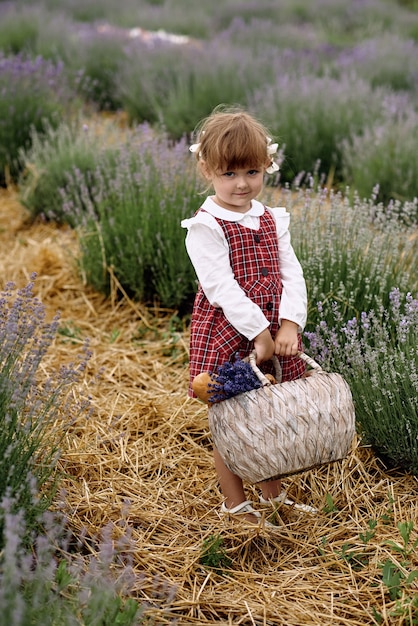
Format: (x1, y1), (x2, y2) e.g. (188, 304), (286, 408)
(223, 171), (235, 178)
(248, 169), (260, 176)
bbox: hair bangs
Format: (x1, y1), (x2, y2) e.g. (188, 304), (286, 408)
(216, 130), (268, 172)
(199, 110), (271, 173)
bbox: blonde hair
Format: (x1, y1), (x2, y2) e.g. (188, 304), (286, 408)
(192, 105), (273, 174)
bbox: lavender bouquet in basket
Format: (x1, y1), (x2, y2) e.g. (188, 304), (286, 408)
(192, 357), (262, 404)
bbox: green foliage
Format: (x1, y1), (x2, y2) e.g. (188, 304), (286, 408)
(342, 112), (418, 206)
(322, 493), (338, 514)
(57, 321), (83, 344)
(318, 498), (418, 624)
(0, 277), (90, 545)
(252, 75), (387, 184)
(59, 125), (201, 308)
(359, 519), (378, 544)
(387, 521), (418, 562)
(379, 523), (418, 621)
(0, 54), (76, 184)
(200, 534), (231, 572)
(18, 118), (120, 224)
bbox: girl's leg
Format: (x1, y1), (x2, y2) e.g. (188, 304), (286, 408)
(214, 447), (282, 504)
(214, 449), (277, 525)
(213, 448), (246, 508)
(259, 478), (282, 501)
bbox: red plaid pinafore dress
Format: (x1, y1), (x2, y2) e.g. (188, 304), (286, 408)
(188, 208), (305, 397)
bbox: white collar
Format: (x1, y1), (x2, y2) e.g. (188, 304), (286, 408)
(201, 196), (264, 221)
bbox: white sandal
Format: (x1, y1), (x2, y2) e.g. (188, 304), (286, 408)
(221, 500), (276, 527)
(259, 491), (318, 514)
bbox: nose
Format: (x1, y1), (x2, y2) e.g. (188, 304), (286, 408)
(236, 176), (248, 189)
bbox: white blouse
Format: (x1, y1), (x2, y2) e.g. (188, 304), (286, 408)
(181, 197), (307, 341)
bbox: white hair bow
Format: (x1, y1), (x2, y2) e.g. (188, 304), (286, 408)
(189, 143), (201, 154)
(266, 137), (280, 174)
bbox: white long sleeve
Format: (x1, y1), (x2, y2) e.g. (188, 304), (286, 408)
(181, 197), (307, 340)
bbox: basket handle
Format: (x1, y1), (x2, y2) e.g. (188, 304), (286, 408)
(248, 350), (323, 386)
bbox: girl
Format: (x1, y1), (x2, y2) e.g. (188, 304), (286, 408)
(182, 106), (311, 526)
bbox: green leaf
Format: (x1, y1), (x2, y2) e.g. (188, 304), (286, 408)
(406, 570), (418, 585)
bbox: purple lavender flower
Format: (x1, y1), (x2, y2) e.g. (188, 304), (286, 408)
(0, 276), (91, 545)
(209, 357), (262, 403)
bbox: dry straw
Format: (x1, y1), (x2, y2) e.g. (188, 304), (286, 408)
(1, 188), (417, 625)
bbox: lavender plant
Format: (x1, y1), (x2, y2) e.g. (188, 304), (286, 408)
(304, 289), (418, 475)
(0, 500), (176, 625)
(18, 118), (120, 224)
(0, 5), (40, 54)
(333, 34), (418, 94)
(68, 34), (127, 111)
(11, 0), (417, 42)
(250, 73), (389, 184)
(341, 111), (418, 207)
(285, 185), (418, 331)
(119, 39), (266, 139)
(218, 17), (327, 58)
(0, 4), (90, 69)
(0, 277), (90, 544)
(0, 53), (76, 184)
(3, 0), (418, 201)
(60, 125), (201, 308)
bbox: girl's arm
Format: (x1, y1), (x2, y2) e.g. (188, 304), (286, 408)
(270, 210), (307, 333)
(269, 208), (307, 355)
(274, 319), (299, 356)
(254, 328), (275, 363)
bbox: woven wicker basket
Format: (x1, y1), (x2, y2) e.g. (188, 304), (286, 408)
(208, 352), (355, 483)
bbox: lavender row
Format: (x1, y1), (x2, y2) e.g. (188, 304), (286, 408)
(1, 1), (418, 199)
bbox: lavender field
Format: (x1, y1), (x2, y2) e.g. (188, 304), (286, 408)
(1, 0), (418, 199)
(0, 1), (417, 624)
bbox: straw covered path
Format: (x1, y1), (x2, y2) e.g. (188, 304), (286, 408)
(1, 188), (417, 625)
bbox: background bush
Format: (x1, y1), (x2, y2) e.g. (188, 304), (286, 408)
(2, 0), (418, 198)
(0, 53), (76, 185)
(277, 185), (418, 330)
(250, 74), (388, 184)
(0, 277), (90, 545)
(304, 289), (418, 476)
(119, 39), (271, 138)
(18, 117), (123, 224)
(341, 110), (418, 206)
(59, 126), (201, 308)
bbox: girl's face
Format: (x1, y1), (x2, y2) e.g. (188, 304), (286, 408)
(203, 165), (265, 214)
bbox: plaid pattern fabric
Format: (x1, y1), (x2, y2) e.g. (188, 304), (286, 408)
(188, 209), (305, 396)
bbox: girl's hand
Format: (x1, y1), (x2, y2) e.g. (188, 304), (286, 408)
(274, 320), (299, 356)
(253, 328), (275, 365)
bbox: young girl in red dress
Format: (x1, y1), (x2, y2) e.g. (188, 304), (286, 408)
(182, 106), (312, 525)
